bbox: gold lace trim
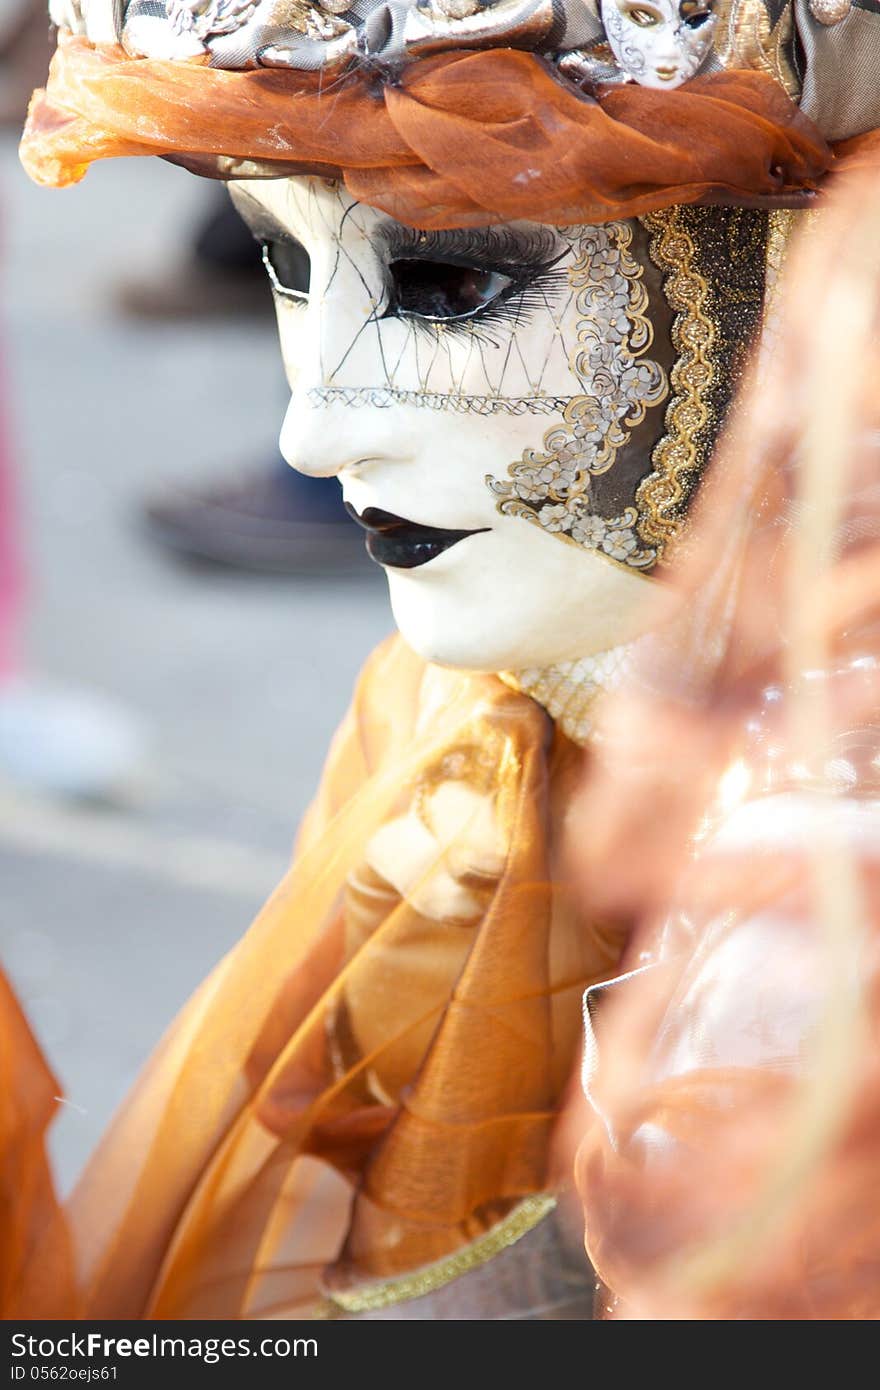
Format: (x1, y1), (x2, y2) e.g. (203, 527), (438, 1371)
(499, 645), (635, 747)
(487, 220), (668, 573)
(636, 207), (717, 553)
(326, 1193), (557, 1313)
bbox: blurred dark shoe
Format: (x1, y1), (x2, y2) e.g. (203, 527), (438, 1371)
(113, 262), (273, 322)
(140, 464), (369, 575)
(114, 192), (273, 322)
(0, 0), (52, 128)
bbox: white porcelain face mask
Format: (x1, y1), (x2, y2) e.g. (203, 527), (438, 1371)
(601, 0), (717, 89)
(230, 177), (676, 673)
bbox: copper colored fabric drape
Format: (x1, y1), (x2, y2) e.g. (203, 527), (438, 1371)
(564, 169), (880, 1320)
(19, 36), (835, 228)
(0, 971), (77, 1318)
(55, 637), (619, 1319)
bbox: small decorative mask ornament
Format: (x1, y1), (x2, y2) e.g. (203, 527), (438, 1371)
(48, 0), (85, 29)
(600, 0), (717, 89)
(807, 0), (852, 22)
(165, 0), (258, 42)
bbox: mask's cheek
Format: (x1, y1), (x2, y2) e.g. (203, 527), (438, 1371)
(337, 407), (551, 534)
(274, 298), (310, 389)
(384, 515), (658, 673)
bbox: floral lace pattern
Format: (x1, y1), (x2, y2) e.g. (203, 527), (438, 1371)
(486, 222), (667, 572)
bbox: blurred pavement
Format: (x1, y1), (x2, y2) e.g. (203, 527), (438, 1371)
(0, 135), (391, 1188)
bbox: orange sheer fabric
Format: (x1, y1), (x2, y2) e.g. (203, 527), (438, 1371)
(0, 970), (77, 1318)
(20, 36), (833, 227)
(564, 171), (880, 1319)
(64, 637), (619, 1318)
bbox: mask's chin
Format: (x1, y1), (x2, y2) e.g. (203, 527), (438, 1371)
(650, 65), (687, 88)
(382, 531), (661, 674)
(388, 589), (544, 672)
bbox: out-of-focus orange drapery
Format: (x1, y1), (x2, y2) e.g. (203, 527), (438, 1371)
(564, 169), (880, 1321)
(55, 637), (618, 1319)
(0, 971), (77, 1319)
(19, 35), (836, 228)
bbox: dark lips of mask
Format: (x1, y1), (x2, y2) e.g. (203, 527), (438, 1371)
(345, 504), (489, 569)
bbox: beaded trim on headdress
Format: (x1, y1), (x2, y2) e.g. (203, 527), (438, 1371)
(44, 0), (860, 100)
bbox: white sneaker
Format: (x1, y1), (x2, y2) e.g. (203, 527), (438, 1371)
(0, 678), (147, 800)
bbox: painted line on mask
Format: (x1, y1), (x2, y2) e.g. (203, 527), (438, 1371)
(306, 386), (572, 414)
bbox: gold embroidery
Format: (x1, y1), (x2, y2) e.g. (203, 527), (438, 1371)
(713, 0), (800, 97)
(327, 1194), (557, 1312)
(636, 207), (717, 553)
(412, 732), (512, 819)
(310, 1298), (345, 1319)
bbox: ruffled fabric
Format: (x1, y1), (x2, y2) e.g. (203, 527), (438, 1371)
(565, 167), (880, 1320)
(61, 637), (620, 1318)
(19, 35), (836, 228)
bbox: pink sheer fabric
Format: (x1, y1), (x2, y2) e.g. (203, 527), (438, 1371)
(563, 169), (880, 1319)
(0, 351), (23, 683)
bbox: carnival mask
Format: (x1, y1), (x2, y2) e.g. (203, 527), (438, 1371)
(231, 178), (768, 672)
(601, 0), (717, 88)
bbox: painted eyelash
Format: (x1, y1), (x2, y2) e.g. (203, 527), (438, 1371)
(381, 223), (562, 271)
(427, 267), (570, 346)
(390, 261), (569, 348)
(260, 227), (569, 337)
(379, 225), (568, 338)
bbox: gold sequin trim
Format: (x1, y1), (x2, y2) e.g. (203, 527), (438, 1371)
(761, 210), (812, 368)
(326, 1194), (557, 1313)
(635, 207), (717, 553)
(761, 207), (796, 352)
(764, 209), (800, 311)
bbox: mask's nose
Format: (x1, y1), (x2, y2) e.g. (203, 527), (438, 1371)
(274, 238), (399, 478)
(280, 395), (357, 479)
(653, 30), (686, 67)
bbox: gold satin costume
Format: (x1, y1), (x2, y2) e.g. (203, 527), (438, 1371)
(8, 0), (880, 1324)
(59, 638), (620, 1318)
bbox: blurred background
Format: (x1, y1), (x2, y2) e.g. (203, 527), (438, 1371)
(0, 12), (389, 1190)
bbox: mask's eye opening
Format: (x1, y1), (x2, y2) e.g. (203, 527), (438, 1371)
(680, 1), (712, 24)
(262, 239), (311, 302)
(386, 260), (515, 322)
(621, 3), (664, 27)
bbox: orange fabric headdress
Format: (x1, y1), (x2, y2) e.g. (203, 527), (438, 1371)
(19, 34), (849, 229)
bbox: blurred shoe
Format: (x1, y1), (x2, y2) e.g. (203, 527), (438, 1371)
(113, 191), (273, 322)
(140, 463), (368, 575)
(0, 678), (147, 801)
(0, 1), (32, 50)
(0, 0), (52, 128)
(113, 262), (272, 323)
